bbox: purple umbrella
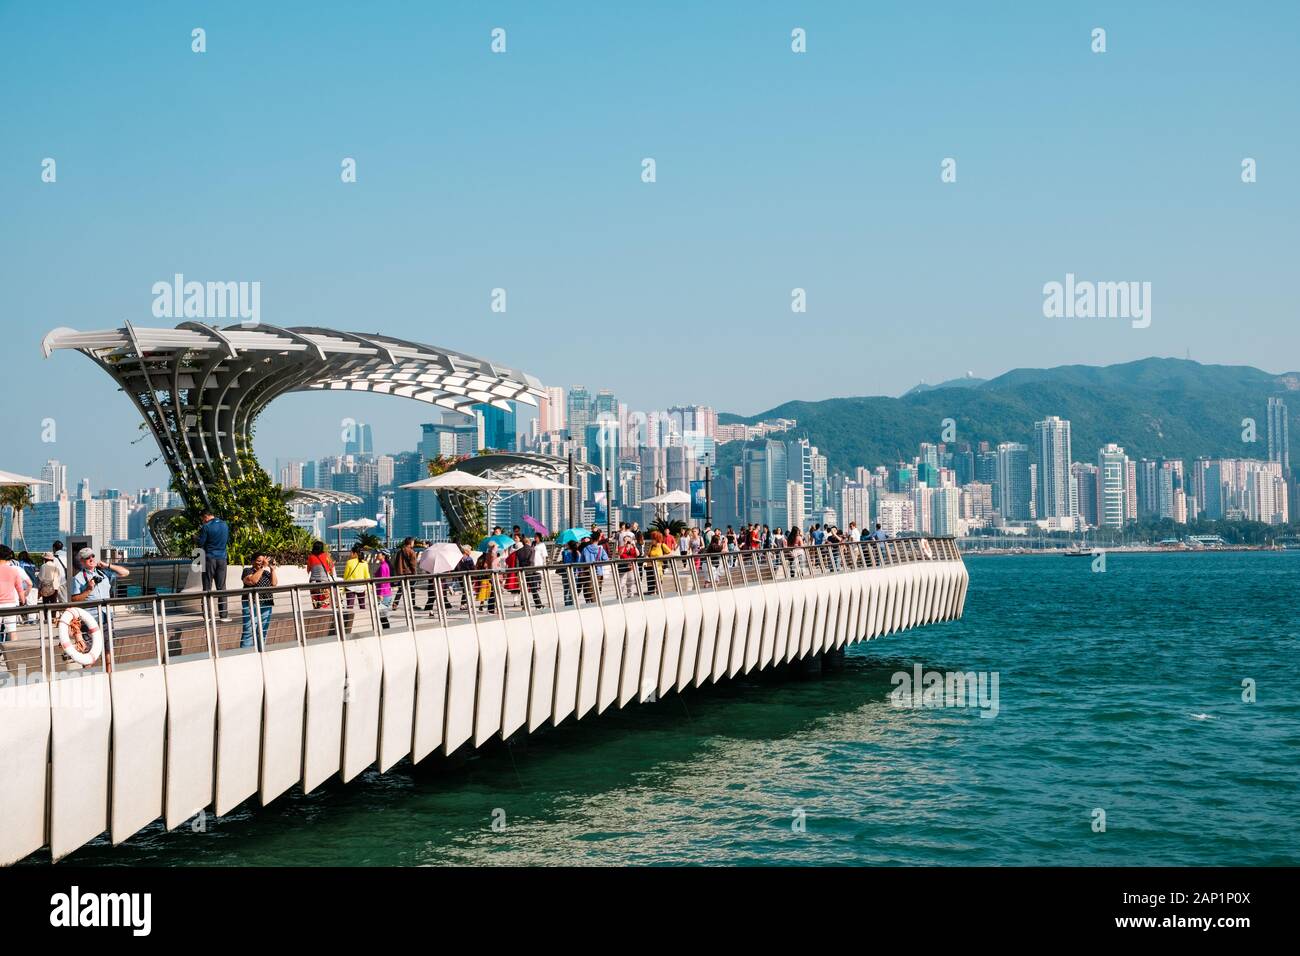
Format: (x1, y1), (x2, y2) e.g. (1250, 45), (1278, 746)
(523, 514), (549, 536)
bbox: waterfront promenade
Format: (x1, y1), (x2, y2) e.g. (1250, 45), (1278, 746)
(0, 538), (966, 865)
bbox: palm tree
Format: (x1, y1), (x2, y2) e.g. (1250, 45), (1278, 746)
(0, 485), (33, 550)
(650, 517), (688, 538)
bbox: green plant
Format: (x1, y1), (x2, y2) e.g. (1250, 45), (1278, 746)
(168, 453), (314, 564)
(651, 517), (688, 538)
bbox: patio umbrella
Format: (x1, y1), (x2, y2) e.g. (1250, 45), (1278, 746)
(400, 471), (513, 491)
(328, 517), (378, 554)
(641, 490), (692, 505)
(555, 527), (591, 546)
(0, 470), (49, 487)
(417, 542), (463, 574)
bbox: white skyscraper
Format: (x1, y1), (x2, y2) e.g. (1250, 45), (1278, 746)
(38, 459), (68, 503)
(1033, 416), (1077, 520)
(1096, 444), (1130, 529)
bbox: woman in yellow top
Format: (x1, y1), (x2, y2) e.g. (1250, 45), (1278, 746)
(645, 530), (671, 595)
(343, 544), (371, 610)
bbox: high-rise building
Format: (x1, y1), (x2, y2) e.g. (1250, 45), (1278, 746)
(953, 443), (975, 487)
(539, 386), (566, 435)
(38, 459), (68, 503)
(390, 451), (428, 541)
(1096, 444), (1130, 529)
(875, 494), (914, 535)
(1033, 416), (1077, 519)
(744, 440), (789, 529)
(420, 417), (477, 461)
(1072, 462), (1099, 527)
(1267, 397), (1290, 475)
(344, 422), (373, 456)
(932, 486), (961, 536)
(566, 386), (591, 441)
(840, 481), (869, 530)
(1135, 459), (1161, 518)
(996, 443), (1031, 520)
(585, 421), (622, 508)
(475, 403), (517, 452)
(278, 460), (305, 489)
(1158, 460), (1187, 523)
(785, 438), (813, 519)
(786, 480), (805, 531)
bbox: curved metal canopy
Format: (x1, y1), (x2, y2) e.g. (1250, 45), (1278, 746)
(43, 322), (546, 507)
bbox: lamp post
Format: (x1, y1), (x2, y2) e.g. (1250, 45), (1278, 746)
(703, 453), (713, 529)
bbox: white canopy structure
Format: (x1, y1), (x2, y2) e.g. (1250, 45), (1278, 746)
(42, 322), (545, 508)
(0, 470), (48, 488)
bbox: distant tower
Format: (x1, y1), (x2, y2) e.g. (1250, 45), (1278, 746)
(1267, 397), (1290, 474)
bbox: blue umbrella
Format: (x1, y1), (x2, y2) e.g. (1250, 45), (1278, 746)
(478, 534), (514, 551)
(555, 527), (591, 546)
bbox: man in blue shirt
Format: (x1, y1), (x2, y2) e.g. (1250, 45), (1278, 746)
(869, 523), (889, 542)
(197, 510), (231, 621)
(579, 535), (608, 604)
(69, 548), (131, 624)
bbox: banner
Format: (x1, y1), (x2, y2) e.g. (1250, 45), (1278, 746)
(690, 480), (708, 519)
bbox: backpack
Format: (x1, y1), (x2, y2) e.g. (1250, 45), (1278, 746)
(38, 561), (61, 598)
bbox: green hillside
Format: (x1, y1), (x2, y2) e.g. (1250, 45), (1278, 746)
(717, 358), (1300, 474)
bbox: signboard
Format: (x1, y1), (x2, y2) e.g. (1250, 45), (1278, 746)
(690, 480), (708, 520)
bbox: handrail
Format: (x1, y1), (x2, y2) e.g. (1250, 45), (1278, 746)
(0, 537), (963, 678)
(3, 537), (958, 619)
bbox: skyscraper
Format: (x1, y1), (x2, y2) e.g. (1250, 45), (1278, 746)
(1096, 444), (1129, 529)
(1267, 397), (1290, 474)
(344, 422), (373, 456)
(39, 459), (68, 503)
(1033, 416), (1076, 519)
(744, 440), (789, 529)
(475, 402), (517, 452)
(539, 386), (566, 435)
(996, 443), (1031, 520)
(567, 386), (591, 440)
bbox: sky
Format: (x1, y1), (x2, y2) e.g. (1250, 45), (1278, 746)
(1, 1), (1297, 491)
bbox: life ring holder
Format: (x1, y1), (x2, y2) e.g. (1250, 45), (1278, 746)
(57, 606), (104, 668)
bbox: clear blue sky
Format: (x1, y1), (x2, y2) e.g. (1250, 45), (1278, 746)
(2, 1), (1296, 490)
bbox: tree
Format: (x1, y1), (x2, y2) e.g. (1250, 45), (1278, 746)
(651, 517), (688, 538)
(164, 454), (313, 564)
(0, 484), (34, 550)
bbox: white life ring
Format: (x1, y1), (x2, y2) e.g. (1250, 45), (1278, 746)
(58, 607), (103, 667)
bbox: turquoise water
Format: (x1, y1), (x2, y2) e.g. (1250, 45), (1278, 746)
(62, 552), (1300, 866)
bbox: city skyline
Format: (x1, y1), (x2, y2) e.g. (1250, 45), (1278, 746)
(10, 388), (1290, 557)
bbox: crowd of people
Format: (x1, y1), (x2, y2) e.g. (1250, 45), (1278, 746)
(0, 541), (131, 640)
(1, 512), (899, 648)
(272, 519), (899, 620)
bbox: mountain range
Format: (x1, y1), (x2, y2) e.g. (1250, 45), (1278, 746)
(717, 358), (1300, 474)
